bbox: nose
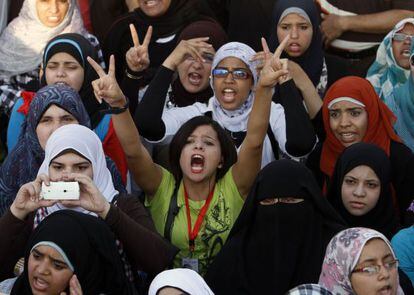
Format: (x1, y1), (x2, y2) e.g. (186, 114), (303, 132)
(290, 27), (299, 39)
(378, 264), (391, 280)
(193, 139), (204, 150)
(352, 183), (366, 198)
(56, 66), (66, 78)
(50, 0), (59, 13)
(223, 71), (235, 83)
(36, 260), (50, 275)
(339, 113), (351, 128)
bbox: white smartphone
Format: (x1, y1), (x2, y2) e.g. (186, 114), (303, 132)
(40, 182), (80, 200)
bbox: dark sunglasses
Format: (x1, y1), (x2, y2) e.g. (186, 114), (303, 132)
(392, 32), (414, 42)
(212, 67), (251, 80)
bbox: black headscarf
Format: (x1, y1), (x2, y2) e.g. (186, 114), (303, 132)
(268, 0), (324, 87)
(205, 160), (345, 295)
(103, 0), (213, 82)
(40, 33), (105, 129)
(169, 18), (228, 107)
(11, 210), (134, 294)
(327, 142), (400, 239)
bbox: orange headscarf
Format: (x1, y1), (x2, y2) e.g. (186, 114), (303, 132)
(321, 76), (401, 178)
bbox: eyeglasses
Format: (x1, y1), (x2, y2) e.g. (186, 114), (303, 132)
(212, 67), (251, 80)
(352, 259), (399, 276)
(185, 52), (214, 64)
(392, 33), (414, 42)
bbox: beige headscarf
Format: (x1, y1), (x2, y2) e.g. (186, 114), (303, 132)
(0, 0), (87, 79)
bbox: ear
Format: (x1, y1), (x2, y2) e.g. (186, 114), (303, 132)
(218, 157), (224, 169)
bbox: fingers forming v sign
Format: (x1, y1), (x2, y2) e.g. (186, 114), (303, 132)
(88, 55), (126, 108)
(126, 24), (153, 72)
(258, 36), (290, 88)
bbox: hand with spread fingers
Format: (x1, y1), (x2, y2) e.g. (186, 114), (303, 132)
(320, 13), (346, 47)
(163, 37), (213, 71)
(126, 24), (152, 72)
(10, 174), (57, 220)
(60, 173), (111, 219)
(257, 36), (291, 88)
(88, 55), (127, 109)
(60, 275), (83, 295)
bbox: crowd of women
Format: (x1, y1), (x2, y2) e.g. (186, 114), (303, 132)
(0, 0), (413, 294)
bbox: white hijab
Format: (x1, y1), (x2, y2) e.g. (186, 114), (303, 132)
(37, 124), (118, 215)
(210, 42), (258, 132)
(0, 0), (86, 79)
(149, 268), (214, 295)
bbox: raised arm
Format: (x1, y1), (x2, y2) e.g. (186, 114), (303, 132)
(233, 37), (289, 199)
(135, 37), (212, 141)
(88, 56), (162, 196)
(321, 9), (414, 46)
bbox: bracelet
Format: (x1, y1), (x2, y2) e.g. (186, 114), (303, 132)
(106, 96), (130, 114)
(125, 68), (143, 80)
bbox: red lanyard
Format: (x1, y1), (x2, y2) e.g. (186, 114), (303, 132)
(184, 184), (215, 252)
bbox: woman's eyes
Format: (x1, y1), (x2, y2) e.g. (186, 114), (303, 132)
(366, 182), (379, 189)
(329, 111), (339, 118)
(344, 178), (356, 185)
(77, 165), (89, 171)
(51, 164), (63, 171)
(350, 110), (362, 117)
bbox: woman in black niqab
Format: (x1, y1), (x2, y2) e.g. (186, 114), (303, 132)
(205, 160), (345, 295)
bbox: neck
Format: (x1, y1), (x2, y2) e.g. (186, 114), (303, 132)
(183, 177), (216, 201)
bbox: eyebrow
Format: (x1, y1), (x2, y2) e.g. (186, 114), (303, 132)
(48, 61), (79, 65)
(359, 253), (393, 264)
(33, 249), (68, 266)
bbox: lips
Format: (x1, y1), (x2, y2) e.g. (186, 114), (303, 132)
(378, 285), (392, 295)
(338, 132), (358, 144)
(221, 88), (236, 102)
(144, 0), (159, 7)
(288, 43), (301, 53)
(402, 49), (411, 57)
(47, 16), (60, 23)
(349, 201), (365, 209)
(32, 276), (49, 291)
(191, 154), (204, 174)
(188, 72), (202, 86)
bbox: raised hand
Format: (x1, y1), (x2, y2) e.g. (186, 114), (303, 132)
(10, 174), (57, 220)
(60, 274), (83, 295)
(126, 24), (152, 72)
(88, 55), (127, 108)
(320, 13), (346, 47)
(163, 37), (213, 70)
(60, 173), (110, 219)
(257, 36), (290, 88)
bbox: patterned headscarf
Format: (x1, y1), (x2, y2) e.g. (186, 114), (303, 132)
(319, 227), (404, 295)
(0, 84), (90, 215)
(366, 18), (414, 100)
(287, 284), (333, 295)
(391, 42), (414, 152)
(0, 0), (87, 79)
(210, 42), (257, 132)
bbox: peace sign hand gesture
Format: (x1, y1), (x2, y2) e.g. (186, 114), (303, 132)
(88, 55), (127, 108)
(126, 24), (152, 72)
(257, 36), (290, 88)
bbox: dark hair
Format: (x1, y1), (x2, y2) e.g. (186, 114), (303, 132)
(169, 116), (237, 182)
(50, 148), (92, 164)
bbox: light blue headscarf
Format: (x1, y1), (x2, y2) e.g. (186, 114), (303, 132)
(366, 18), (414, 100)
(392, 41), (414, 151)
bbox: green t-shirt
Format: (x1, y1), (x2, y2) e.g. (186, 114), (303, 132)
(145, 167), (244, 275)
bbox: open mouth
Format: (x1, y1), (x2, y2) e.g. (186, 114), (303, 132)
(191, 154), (204, 173)
(378, 285), (392, 295)
(144, 0), (159, 7)
(188, 72), (202, 85)
(32, 276), (49, 291)
(288, 43), (301, 52)
(222, 88), (236, 102)
(55, 81), (69, 86)
(402, 49), (411, 57)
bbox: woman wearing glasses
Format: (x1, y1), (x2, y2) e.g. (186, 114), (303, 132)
(135, 39), (316, 168)
(319, 227), (404, 295)
(86, 40), (290, 275)
(367, 18), (414, 100)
